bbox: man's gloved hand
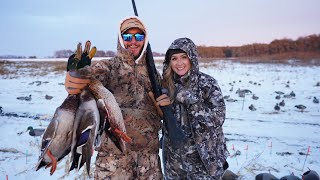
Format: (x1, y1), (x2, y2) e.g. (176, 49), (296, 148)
(148, 91), (171, 117)
(65, 41), (96, 95)
(67, 40), (96, 71)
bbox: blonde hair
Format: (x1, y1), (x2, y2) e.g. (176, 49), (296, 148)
(162, 62), (176, 100)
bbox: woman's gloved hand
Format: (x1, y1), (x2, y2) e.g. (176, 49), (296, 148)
(148, 91), (171, 117)
(65, 41), (96, 95)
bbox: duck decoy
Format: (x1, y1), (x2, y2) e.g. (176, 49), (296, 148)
(248, 104), (256, 111)
(222, 170), (239, 180)
(17, 94), (32, 101)
(70, 88), (100, 175)
(302, 169), (319, 180)
(274, 103), (280, 111)
(275, 95), (281, 100)
(45, 95), (53, 100)
(280, 173), (301, 180)
(283, 94), (292, 98)
(226, 98), (238, 102)
(313, 97), (319, 104)
(295, 104), (306, 112)
(255, 173), (279, 180)
(275, 91), (285, 95)
(26, 126), (45, 137)
(252, 94), (259, 100)
(279, 100), (285, 107)
(223, 95), (230, 100)
(35, 94), (79, 175)
(290, 91), (296, 97)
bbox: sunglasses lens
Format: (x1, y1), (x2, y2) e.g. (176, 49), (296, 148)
(134, 34), (145, 41)
(122, 34), (133, 41)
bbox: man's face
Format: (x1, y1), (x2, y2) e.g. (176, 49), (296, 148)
(122, 28), (145, 58)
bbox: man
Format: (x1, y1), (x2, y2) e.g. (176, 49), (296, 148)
(65, 16), (163, 179)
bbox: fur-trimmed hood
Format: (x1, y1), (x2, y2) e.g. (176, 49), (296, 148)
(117, 16), (149, 64)
(163, 37), (200, 83)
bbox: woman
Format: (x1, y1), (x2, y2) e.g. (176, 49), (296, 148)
(158, 37), (229, 180)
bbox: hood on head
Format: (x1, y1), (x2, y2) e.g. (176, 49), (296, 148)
(118, 16), (148, 63)
(163, 37), (199, 77)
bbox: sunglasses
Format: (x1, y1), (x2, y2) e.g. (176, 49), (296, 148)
(122, 33), (145, 42)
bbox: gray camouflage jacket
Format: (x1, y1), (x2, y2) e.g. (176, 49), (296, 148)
(162, 38), (229, 178)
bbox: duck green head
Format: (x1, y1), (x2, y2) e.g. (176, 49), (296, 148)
(26, 126), (33, 132)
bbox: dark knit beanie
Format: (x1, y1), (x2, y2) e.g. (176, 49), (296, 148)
(166, 49), (186, 61)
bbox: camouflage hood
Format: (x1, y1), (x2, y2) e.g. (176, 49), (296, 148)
(117, 16), (149, 64)
(163, 37), (200, 84)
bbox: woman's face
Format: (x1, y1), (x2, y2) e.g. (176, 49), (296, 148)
(170, 52), (191, 77)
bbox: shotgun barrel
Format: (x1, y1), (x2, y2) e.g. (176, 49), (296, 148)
(131, 0), (186, 149)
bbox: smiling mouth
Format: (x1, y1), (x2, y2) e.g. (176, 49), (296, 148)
(129, 46), (139, 49)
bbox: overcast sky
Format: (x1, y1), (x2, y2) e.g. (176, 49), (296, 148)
(1, 0), (320, 57)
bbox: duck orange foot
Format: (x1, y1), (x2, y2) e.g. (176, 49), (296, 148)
(114, 128), (132, 143)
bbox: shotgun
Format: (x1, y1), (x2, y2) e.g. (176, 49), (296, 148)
(131, 0), (186, 149)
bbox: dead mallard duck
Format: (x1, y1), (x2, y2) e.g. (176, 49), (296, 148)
(70, 88), (100, 175)
(35, 94), (79, 175)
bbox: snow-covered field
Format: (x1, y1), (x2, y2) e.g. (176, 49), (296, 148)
(0, 59), (319, 179)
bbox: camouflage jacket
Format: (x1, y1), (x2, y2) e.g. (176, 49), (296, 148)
(163, 38), (229, 178)
(90, 38), (162, 153)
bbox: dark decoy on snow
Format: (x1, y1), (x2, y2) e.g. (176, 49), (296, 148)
(275, 91), (285, 95)
(313, 97), (319, 104)
(252, 94), (259, 100)
(279, 100), (285, 107)
(222, 169), (239, 180)
(45, 95), (53, 100)
(26, 126), (45, 137)
(255, 173), (279, 180)
(280, 173), (302, 180)
(283, 94), (293, 98)
(17, 94), (32, 101)
(223, 95), (230, 100)
(249, 104), (256, 111)
(302, 169), (320, 180)
(295, 104), (306, 112)
(274, 103), (280, 111)
(226, 98), (238, 102)
(275, 95), (281, 100)
(290, 91), (296, 97)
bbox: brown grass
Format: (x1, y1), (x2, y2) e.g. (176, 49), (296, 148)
(1, 55), (319, 79)
(0, 60), (67, 78)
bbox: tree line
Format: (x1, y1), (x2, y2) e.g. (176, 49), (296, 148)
(197, 34), (320, 59)
(1, 34), (319, 59)
(53, 49), (165, 58)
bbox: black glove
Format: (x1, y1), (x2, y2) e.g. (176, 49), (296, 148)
(65, 40), (96, 94)
(67, 40), (96, 71)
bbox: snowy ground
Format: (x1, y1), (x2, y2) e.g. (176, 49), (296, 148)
(0, 59), (319, 179)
